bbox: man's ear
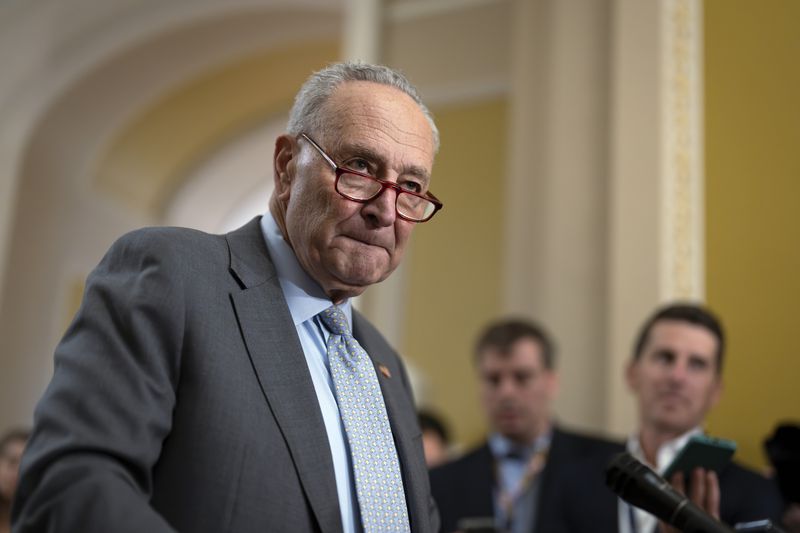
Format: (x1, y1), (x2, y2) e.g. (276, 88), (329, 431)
(273, 134), (296, 201)
(709, 377), (724, 409)
(625, 360), (638, 391)
(546, 370), (560, 399)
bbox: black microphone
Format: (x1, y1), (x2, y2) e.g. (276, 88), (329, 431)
(606, 452), (734, 533)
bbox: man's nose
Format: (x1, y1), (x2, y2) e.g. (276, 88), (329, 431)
(361, 185), (397, 226)
(496, 378), (518, 397)
(667, 361), (689, 383)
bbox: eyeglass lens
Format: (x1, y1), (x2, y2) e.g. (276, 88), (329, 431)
(337, 172), (436, 221)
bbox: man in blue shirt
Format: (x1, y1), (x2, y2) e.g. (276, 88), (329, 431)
(430, 319), (619, 533)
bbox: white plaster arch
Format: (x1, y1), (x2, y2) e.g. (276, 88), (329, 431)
(0, 0), (340, 295)
(0, 0), (342, 428)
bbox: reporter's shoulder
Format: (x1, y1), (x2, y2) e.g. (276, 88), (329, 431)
(723, 460), (780, 488)
(430, 443), (490, 480)
(554, 424), (625, 455)
(721, 460), (783, 505)
(721, 460), (785, 523)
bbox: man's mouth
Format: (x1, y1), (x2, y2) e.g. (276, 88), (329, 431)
(656, 391), (688, 406)
(342, 233), (390, 250)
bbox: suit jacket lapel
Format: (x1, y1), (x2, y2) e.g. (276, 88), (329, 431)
(226, 218), (343, 533)
(353, 312), (431, 533)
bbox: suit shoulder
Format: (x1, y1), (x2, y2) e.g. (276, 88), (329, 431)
(430, 445), (491, 482)
(719, 460), (785, 524)
(722, 460), (780, 489)
(553, 426), (625, 456)
(544, 429), (623, 491)
(105, 226), (226, 268)
(429, 443), (495, 531)
(113, 225), (222, 252)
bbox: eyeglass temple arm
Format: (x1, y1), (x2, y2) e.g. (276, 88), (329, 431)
(424, 190), (443, 206)
(300, 133), (337, 170)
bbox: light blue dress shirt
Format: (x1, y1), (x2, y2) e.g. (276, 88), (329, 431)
(488, 431), (552, 533)
(260, 213), (361, 533)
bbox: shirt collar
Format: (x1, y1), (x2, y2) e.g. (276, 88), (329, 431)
(259, 212), (352, 328)
(488, 429), (552, 460)
(627, 426), (704, 474)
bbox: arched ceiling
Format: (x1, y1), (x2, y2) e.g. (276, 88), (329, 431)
(96, 38), (339, 217)
(19, 7), (339, 220)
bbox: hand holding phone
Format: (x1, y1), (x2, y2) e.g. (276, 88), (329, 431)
(663, 434), (736, 480)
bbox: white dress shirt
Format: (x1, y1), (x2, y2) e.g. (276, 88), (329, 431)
(617, 427), (703, 533)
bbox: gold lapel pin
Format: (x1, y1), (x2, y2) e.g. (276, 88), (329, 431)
(378, 364), (392, 379)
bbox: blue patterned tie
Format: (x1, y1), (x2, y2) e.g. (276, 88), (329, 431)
(319, 305), (411, 533)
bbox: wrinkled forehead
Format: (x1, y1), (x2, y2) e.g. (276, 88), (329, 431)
(317, 82), (435, 160)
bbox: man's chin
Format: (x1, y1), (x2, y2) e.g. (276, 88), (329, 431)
(338, 262), (395, 285)
(496, 421), (523, 436)
(652, 415), (696, 435)
(340, 271), (387, 289)
(323, 272), (385, 302)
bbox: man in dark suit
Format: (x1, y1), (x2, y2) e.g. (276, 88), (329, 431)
(429, 319), (619, 533)
(13, 62), (444, 533)
(542, 303), (784, 532)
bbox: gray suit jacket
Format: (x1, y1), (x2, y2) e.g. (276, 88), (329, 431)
(13, 218), (437, 533)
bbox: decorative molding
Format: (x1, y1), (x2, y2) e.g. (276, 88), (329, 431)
(661, 0), (704, 300)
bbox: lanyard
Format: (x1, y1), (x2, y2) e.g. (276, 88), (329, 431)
(494, 448), (548, 532)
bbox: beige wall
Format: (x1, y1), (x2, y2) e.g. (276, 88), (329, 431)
(97, 40), (338, 217)
(704, 0), (800, 469)
(404, 97), (508, 446)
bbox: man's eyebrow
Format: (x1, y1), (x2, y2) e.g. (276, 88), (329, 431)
(688, 354), (710, 364)
(338, 142), (431, 182)
(652, 348), (675, 358)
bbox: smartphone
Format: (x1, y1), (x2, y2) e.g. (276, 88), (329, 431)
(457, 517), (497, 533)
(734, 519), (785, 532)
(662, 434), (736, 480)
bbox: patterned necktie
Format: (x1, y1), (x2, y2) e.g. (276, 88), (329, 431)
(319, 305), (411, 533)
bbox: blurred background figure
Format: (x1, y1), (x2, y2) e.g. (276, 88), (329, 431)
(0, 428), (28, 533)
(542, 303), (784, 533)
(430, 318), (619, 533)
(764, 423), (800, 532)
(419, 409), (452, 469)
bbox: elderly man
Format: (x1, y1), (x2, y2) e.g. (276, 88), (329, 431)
(13, 62), (443, 533)
(430, 319), (619, 533)
(544, 303), (784, 532)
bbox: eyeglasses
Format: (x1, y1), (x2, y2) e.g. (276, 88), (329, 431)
(299, 133), (443, 223)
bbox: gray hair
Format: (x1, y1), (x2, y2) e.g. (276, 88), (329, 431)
(286, 61), (440, 152)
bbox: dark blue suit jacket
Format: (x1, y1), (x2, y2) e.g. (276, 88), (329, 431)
(541, 442), (785, 532)
(429, 426), (622, 533)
